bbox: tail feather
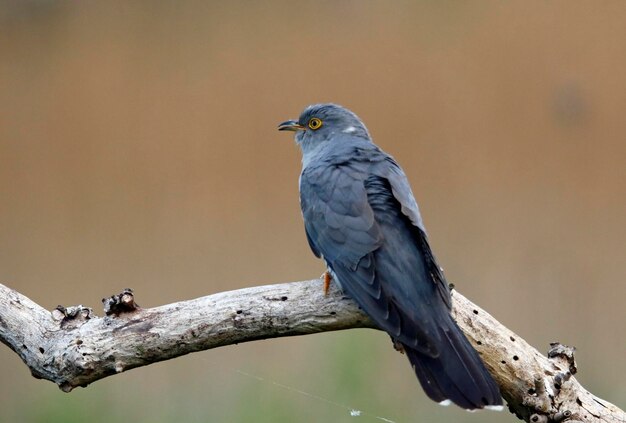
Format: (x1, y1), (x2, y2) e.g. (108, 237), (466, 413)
(404, 316), (502, 410)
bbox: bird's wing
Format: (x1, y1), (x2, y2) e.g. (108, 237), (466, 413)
(300, 157), (441, 356)
(383, 158), (452, 309)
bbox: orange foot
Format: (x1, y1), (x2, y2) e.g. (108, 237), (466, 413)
(321, 270), (332, 296)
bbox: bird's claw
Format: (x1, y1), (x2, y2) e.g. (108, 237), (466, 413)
(392, 340), (406, 354)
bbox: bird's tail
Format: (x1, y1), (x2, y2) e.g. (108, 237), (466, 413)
(404, 315), (503, 410)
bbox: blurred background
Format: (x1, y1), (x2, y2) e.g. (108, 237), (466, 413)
(1, 1), (624, 422)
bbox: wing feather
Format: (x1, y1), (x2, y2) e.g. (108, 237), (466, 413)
(384, 159), (452, 309)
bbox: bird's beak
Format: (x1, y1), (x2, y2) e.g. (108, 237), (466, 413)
(278, 120), (305, 132)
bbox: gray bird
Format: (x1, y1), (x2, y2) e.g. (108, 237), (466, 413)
(278, 104), (502, 410)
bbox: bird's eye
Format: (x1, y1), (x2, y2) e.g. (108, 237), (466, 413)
(308, 118), (323, 130)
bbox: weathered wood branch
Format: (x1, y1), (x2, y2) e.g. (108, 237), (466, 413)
(0, 280), (623, 422)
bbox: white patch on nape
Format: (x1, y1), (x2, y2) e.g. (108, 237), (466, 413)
(438, 399), (452, 407)
(342, 125), (357, 133)
(484, 405), (504, 412)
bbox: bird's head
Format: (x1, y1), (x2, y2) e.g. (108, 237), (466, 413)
(278, 104), (371, 155)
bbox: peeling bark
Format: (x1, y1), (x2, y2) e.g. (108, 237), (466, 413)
(0, 280), (623, 422)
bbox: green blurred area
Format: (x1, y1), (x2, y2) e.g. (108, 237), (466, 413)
(1, 1), (625, 422)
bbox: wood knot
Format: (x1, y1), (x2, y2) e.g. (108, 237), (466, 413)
(551, 410), (572, 422)
(547, 342), (577, 375)
(523, 377), (552, 414)
(52, 305), (94, 329)
(103, 288), (140, 316)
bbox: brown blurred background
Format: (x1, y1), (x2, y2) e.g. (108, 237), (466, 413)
(1, 1), (624, 422)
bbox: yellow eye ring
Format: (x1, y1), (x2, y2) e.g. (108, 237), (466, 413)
(308, 117), (323, 130)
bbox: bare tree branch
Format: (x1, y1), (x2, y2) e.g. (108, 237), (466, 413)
(0, 280), (623, 422)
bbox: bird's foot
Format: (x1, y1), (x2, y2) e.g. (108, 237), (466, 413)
(321, 271), (332, 296)
(392, 340), (406, 354)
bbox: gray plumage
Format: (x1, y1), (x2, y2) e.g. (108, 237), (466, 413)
(279, 104), (502, 410)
